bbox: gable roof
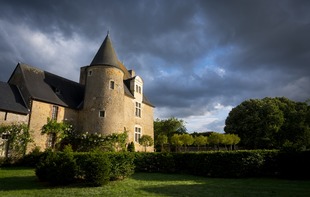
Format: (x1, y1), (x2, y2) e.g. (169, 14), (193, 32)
(9, 63), (84, 109)
(0, 81), (29, 114)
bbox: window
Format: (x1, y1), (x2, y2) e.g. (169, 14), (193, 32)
(110, 80), (115, 89)
(135, 102), (141, 117)
(55, 88), (61, 95)
(99, 110), (105, 118)
(51, 106), (58, 120)
(47, 133), (56, 149)
(135, 127), (141, 143)
(135, 85), (142, 94)
(88, 70), (92, 76)
(4, 112), (7, 121)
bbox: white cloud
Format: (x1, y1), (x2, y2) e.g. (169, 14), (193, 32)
(0, 20), (95, 82)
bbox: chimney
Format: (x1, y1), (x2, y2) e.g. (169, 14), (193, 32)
(129, 70), (135, 77)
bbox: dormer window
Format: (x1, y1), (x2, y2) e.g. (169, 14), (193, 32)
(110, 80), (115, 89)
(55, 88), (61, 95)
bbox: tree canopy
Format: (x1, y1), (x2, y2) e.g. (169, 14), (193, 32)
(224, 97), (310, 150)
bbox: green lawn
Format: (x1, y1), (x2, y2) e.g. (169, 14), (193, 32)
(0, 167), (310, 197)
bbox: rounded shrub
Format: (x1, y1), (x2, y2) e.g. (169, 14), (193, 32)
(80, 153), (111, 186)
(35, 149), (77, 185)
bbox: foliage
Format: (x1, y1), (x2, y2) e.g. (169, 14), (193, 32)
(35, 151), (135, 186)
(41, 118), (72, 150)
(77, 153), (111, 186)
(156, 134), (168, 152)
(127, 141), (135, 152)
(170, 134), (184, 152)
(0, 123), (32, 160)
(134, 150), (287, 178)
(16, 146), (43, 167)
(134, 152), (176, 173)
(107, 152), (135, 180)
(179, 134), (194, 151)
(193, 135), (208, 151)
(154, 117), (186, 151)
(139, 135), (154, 152)
(35, 148), (77, 185)
(225, 97), (310, 149)
(61, 131), (128, 152)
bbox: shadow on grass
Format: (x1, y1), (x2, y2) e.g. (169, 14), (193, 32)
(0, 176), (46, 191)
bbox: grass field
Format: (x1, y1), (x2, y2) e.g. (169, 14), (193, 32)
(0, 167), (310, 197)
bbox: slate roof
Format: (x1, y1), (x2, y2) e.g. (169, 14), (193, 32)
(90, 34), (120, 69)
(0, 81), (29, 114)
(11, 63), (84, 109)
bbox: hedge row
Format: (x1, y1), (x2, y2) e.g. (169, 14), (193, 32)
(134, 150), (310, 179)
(35, 150), (134, 186)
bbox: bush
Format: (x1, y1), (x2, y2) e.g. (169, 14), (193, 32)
(278, 150), (310, 179)
(134, 152), (175, 173)
(35, 149), (77, 185)
(127, 142), (135, 152)
(78, 153), (111, 186)
(135, 150), (280, 178)
(17, 147), (43, 167)
(108, 152), (135, 180)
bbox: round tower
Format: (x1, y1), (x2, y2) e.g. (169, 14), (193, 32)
(80, 34), (125, 135)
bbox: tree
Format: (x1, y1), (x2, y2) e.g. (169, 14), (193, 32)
(194, 135), (208, 151)
(179, 134), (194, 151)
(139, 135), (154, 152)
(225, 97), (310, 149)
(208, 132), (223, 150)
(156, 134), (168, 152)
(154, 117), (186, 151)
(170, 134), (184, 152)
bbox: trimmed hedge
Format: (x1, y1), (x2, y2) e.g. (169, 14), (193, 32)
(134, 150), (310, 179)
(35, 149), (77, 185)
(24, 149), (310, 187)
(35, 151), (135, 186)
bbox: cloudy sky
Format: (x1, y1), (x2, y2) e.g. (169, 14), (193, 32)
(0, 0), (309, 132)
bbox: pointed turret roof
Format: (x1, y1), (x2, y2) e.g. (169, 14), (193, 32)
(90, 33), (120, 69)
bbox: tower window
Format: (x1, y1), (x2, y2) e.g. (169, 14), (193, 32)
(110, 81), (115, 89)
(135, 102), (141, 117)
(88, 70), (92, 76)
(51, 106), (58, 120)
(135, 127), (141, 143)
(99, 110), (105, 118)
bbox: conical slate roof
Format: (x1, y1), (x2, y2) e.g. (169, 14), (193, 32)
(90, 34), (120, 68)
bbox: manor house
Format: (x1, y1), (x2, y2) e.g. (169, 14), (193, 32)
(0, 34), (154, 153)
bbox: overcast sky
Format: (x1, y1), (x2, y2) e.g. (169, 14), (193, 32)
(0, 0), (309, 132)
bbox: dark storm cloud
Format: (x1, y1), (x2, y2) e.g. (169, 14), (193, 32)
(0, 0), (309, 131)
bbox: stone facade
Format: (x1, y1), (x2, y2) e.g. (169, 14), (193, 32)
(0, 34), (154, 153)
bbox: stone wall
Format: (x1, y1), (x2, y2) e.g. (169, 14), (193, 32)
(79, 66), (125, 135)
(27, 100), (78, 153)
(0, 111), (29, 125)
(124, 96), (154, 152)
